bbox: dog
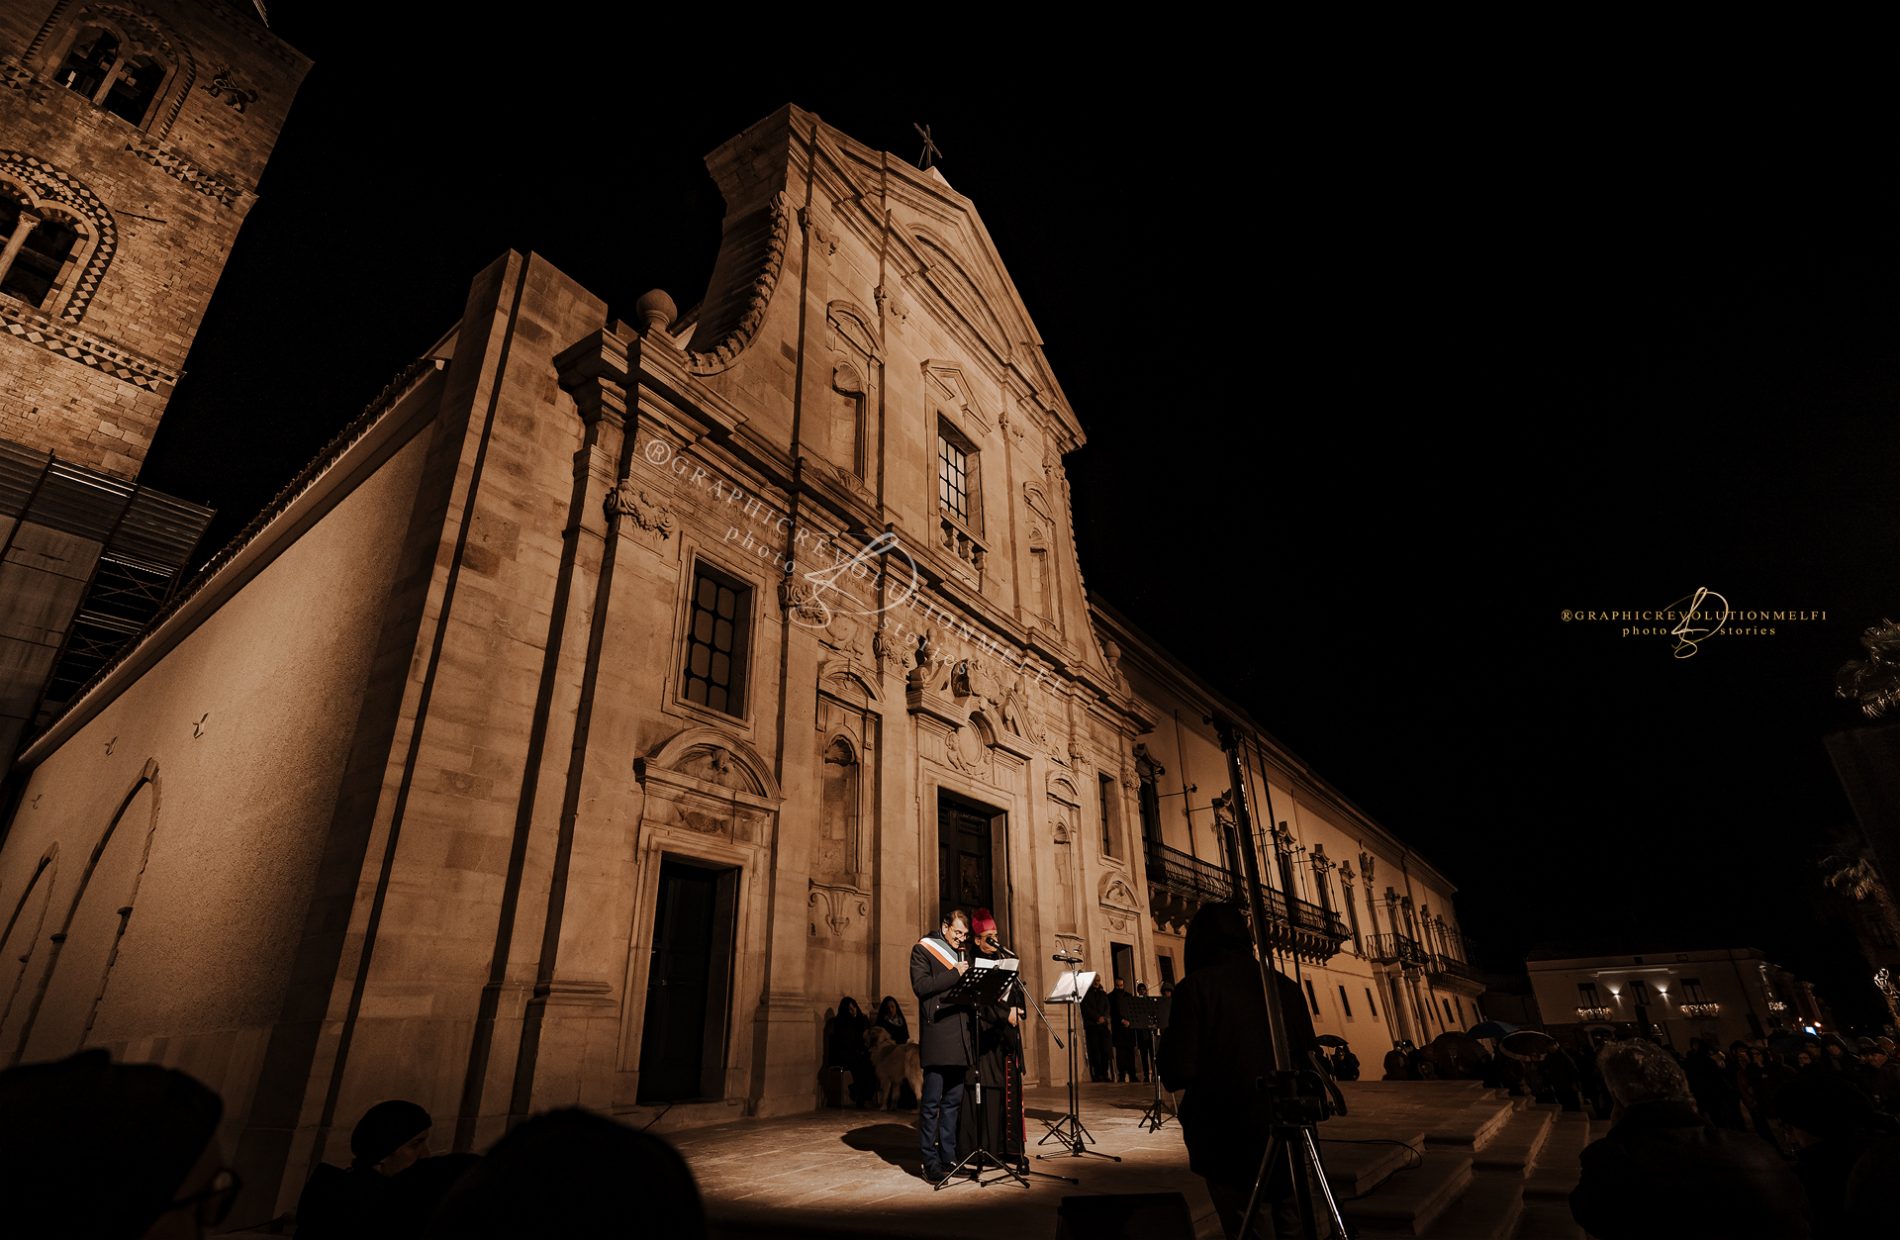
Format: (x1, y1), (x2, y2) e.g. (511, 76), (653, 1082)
(864, 1025), (922, 1110)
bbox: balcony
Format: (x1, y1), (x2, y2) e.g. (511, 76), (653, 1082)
(1428, 942), (1485, 991)
(1575, 1006), (1615, 1021)
(1142, 841), (1350, 963)
(1679, 1002), (1722, 1019)
(1366, 933), (1430, 971)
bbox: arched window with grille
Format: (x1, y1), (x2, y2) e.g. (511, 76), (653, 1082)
(0, 192), (83, 312)
(38, 10), (192, 136)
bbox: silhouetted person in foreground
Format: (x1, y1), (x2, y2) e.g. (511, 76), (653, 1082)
(0, 1048), (235, 1239)
(297, 1098), (435, 1238)
(1159, 902), (1324, 1239)
(1570, 1039), (1810, 1239)
(424, 1107), (705, 1238)
(1777, 1067), (1900, 1234)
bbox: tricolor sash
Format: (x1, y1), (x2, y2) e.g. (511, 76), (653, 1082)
(918, 935), (960, 970)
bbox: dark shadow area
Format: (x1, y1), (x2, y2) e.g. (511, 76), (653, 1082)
(840, 1123), (922, 1174)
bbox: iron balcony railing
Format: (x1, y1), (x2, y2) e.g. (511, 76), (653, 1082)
(1679, 1002), (1722, 1019)
(1142, 839), (1237, 903)
(1142, 841), (1351, 956)
(1429, 951), (1484, 986)
(1366, 933), (1430, 970)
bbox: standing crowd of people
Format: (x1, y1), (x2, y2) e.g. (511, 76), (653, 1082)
(1570, 1030), (1900, 1237)
(0, 1049), (708, 1239)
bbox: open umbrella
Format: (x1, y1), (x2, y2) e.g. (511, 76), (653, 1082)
(1315, 1034), (1349, 1049)
(1766, 1030), (1812, 1057)
(1424, 1032), (1486, 1079)
(1501, 1029), (1559, 1061)
(1468, 1020), (1517, 1041)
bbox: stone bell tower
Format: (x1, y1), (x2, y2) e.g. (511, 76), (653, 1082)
(0, 2), (308, 765)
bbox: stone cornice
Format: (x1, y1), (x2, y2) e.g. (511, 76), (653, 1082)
(124, 134), (254, 207)
(0, 299), (175, 390)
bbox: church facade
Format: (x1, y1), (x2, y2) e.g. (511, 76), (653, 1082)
(0, 96), (1478, 1220)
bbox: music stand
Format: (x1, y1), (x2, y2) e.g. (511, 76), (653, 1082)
(1037, 940), (1121, 1165)
(937, 958), (1029, 1190)
(1124, 997), (1174, 1131)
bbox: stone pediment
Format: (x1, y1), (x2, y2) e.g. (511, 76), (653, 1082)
(636, 727), (781, 803)
(923, 360), (992, 436)
(914, 232), (1013, 359)
(1046, 772), (1082, 807)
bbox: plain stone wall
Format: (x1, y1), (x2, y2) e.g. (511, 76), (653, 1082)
(0, 384), (435, 1158)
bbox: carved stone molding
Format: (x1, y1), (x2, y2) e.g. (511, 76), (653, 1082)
(0, 61), (49, 103)
(605, 480), (674, 539)
(124, 136), (246, 206)
(202, 65), (258, 112)
(0, 299), (173, 390)
(687, 189), (791, 374)
(634, 728), (781, 848)
(0, 151), (116, 322)
(1101, 873), (1142, 915)
(874, 283), (909, 324)
(808, 880), (870, 937)
(872, 624), (904, 677)
(1046, 771), (1082, 808)
(529, 978), (615, 1009)
(778, 575), (828, 626)
(797, 206), (838, 256)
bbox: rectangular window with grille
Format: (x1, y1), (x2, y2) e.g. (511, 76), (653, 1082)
(682, 561), (750, 716)
(935, 418), (981, 532)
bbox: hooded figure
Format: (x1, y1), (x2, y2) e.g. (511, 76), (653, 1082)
(1569, 1040), (1810, 1239)
(1157, 902), (1319, 1240)
(874, 994), (911, 1045)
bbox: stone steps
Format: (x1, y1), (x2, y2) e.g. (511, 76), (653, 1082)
(1422, 1100), (1517, 1151)
(1402, 1170), (1523, 1240)
(1471, 1107), (1553, 1173)
(1520, 1112), (1592, 1202)
(1513, 1199), (1586, 1240)
(1338, 1150), (1473, 1236)
(1314, 1130), (1427, 1197)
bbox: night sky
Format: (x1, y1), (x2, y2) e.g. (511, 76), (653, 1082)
(139, 20), (1900, 1026)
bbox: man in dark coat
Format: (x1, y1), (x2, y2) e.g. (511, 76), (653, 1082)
(1109, 976), (1138, 1082)
(1080, 976), (1112, 1081)
(910, 907), (975, 1182)
(1158, 903), (1323, 1239)
(1569, 1039), (1811, 1239)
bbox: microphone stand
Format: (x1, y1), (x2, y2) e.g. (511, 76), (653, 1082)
(984, 938), (1078, 1184)
(1038, 937), (1120, 1165)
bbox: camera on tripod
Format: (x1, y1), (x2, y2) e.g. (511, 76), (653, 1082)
(1251, 1068), (1334, 1128)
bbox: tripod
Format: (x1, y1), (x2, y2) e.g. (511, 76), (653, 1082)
(1212, 715), (1350, 1240)
(1137, 1022), (1175, 1132)
(1037, 938), (1120, 1164)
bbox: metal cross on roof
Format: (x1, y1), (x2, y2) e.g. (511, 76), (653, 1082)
(914, 123), (943, 170)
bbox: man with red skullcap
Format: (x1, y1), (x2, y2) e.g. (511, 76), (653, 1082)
(959, 908), (1027, 1170)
